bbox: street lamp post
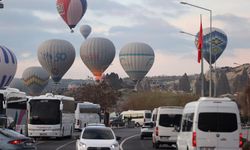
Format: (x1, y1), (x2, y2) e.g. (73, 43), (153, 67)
(180, 30), (205, 97)
(0, 0), (3, 9)
(180, 1), (213, 97)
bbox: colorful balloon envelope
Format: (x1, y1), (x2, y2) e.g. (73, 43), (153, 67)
(22, 66), (50, 95)
(80, 37), (116, 81)
(56, 0), (87, 32)
(0, 46), (17, 88)
(195, 27), (227, 64)
(37, 39), (76, 83)
(119, 42), (155, 81)
(80, 24), (92, 39)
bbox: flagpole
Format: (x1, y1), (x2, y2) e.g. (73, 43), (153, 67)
(200, 14), (204, 97)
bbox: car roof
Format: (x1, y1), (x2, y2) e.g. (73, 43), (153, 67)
(87, 123), (105, 127)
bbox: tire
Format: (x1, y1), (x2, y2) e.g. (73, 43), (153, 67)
(155, 143), (159, 149)
(140, 135), (144, 140)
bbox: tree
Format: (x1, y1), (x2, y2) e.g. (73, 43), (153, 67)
(103, 72), (123, 90)
(65, 82), (120, 112)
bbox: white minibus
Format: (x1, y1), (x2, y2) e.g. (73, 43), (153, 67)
(152, 106), (183, 148)
(177, 97), (242, 150)
(121, 110), (151, 127)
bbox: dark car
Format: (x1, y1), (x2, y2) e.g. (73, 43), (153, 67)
(0, 128), (36, 150)
(110, 116), (125, 127)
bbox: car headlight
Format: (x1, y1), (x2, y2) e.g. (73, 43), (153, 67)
(79, 142), (86, 149)
(111, 143), (119, 149)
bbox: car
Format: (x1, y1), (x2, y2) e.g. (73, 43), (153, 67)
(76, 125), (121, 150)
(110, 116), (125, 127)
(0, 128), (36, 150)
(140, 121), (154, 140)
(87, 123), (105, 127)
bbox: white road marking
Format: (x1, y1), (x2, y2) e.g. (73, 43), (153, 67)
(56, 140), (76, 150)
(120, 134), (139, 150)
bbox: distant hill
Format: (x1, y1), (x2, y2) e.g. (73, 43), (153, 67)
(9, 64), (250, 97)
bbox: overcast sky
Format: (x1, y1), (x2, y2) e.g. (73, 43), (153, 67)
(1, 0), (250, 80)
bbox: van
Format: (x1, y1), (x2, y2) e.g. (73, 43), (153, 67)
(151, 108), (158, 123)
(121, 110), (151, 127)
(177, 97), (243, 150)
(152, 106), (183, 148)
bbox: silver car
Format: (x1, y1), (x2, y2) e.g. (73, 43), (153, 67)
(0, 128), (36, 150)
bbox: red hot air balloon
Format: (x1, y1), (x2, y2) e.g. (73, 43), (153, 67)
(56, 0), (87, 32)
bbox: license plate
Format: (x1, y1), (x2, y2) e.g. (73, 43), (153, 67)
(161, 136), (169, 140)
(40, 133), (47, 136)
(200, 147), (215, 150)
(25, 142), (33, 146)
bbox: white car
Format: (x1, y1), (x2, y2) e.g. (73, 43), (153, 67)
(140, 121), (154, 139)
(76, 125), (120, 150)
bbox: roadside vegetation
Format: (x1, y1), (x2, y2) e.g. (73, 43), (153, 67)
(121, 91), (198, 111)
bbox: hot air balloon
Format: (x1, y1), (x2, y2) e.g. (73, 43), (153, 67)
(56, 0), (87, 32)
(195, 27), (227, 64)
(22, 66), (50, 96)
(80, 25), (92, 39)
(9, 79), (29, 92)
(37, 39), (75, 83)
(80, 37), (116, 81)
(119, 42), (155, 81)
(0, 46), (17, 88)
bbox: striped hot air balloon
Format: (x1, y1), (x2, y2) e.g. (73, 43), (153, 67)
(119, 42), (155, 81)
(56, 0), (87, 32)
(22, 66), (50, 95)
(0, 46), (17, 88)
(80, 37), (116, 81)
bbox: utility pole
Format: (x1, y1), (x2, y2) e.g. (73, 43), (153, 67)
(0, 0), (4, 9)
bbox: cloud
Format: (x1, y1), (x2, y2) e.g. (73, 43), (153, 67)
(32, 10), (59, 22)
(20, 52), (32, 58)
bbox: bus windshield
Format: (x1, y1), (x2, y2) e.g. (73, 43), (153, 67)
(29, 100), (60, 125)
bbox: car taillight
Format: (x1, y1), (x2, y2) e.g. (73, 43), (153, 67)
(156, 126), (159, 136)
(8, 140), (24, 145)
(240, 133), (243, 148)
(192, 132), (197, 147)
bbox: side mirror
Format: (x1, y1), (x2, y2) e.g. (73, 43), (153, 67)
(116, 136), (121, 141)
(60, 103), (63, 110)
(174, 125), (180, 132)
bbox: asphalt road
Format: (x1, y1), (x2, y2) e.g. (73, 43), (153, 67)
(35, 127), (176, 150)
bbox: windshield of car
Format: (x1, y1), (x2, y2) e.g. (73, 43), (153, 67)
(198, 112), (238, 132)
(159, 114), (182, 127)
(145, 113), (151, 118)
(82, 128), (114, 140)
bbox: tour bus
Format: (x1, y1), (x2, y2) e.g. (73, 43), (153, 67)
(0, 88), (7, 127)
(177, 97), (242, 150)
(27, 93), (75, 138)
(75, 102), (101, 130)
(121, 110), (151, 127)
(0, 88), (28, 135)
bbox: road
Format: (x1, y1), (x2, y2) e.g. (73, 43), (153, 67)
(36, 128), (176, 150)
